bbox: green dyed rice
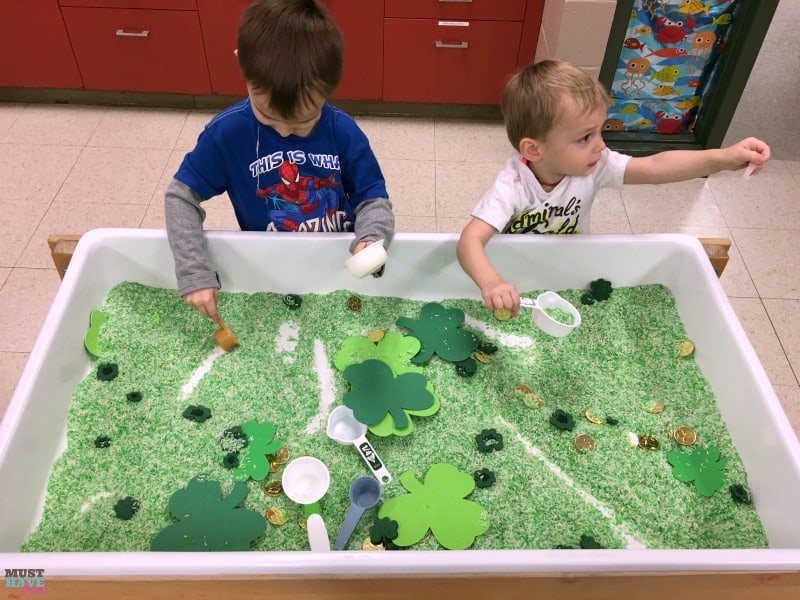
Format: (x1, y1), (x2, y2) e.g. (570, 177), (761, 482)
(544, 307), (575, 325)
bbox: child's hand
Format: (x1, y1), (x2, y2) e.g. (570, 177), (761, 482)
(183, 288), (220, 323)
(480, 279), (521, 317)
(725, 137), (771, 176)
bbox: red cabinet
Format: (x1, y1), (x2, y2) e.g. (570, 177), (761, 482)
(61, 6), (211, 93)
(383, 0), (536, 105)
(197, 0), (382, 100)
(0, 1), (82, 89)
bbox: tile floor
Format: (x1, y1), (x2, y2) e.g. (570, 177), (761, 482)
(0, 1), (798, 440)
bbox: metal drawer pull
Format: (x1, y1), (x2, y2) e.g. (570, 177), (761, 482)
(435, 41), (469, 49)
(115, 29), (150, 38)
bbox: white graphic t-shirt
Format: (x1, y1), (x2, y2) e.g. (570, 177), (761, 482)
(471, 148), (630, 234)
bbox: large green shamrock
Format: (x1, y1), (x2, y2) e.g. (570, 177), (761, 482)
(343, 359), (434, 431)
(233, 420), (283, 482)
(378, 463), (490, 550)
(335, 332), (439, 436)
(396, 302), (479, 364)
(334, 331), (423, 375)
(667, 445), (728, 497)
(150, 475), (266, 551)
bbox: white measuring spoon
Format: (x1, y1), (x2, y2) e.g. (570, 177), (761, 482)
(326, 405), (392, 485)
(520, 291), (581, 337)
(281, 456), (331, 552)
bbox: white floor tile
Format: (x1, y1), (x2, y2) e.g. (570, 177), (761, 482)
(88, 107), (188, 149)
(3, 104), (105, 146)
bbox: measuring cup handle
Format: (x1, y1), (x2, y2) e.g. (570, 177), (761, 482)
(333, 504), (366, 551)
(306, 513), (331, 552)
(519, 297), (537, 309)
(354, 436), (392, 485)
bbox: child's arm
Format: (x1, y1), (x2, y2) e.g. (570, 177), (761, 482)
(351, 197), (395, 254)
(623, 137), (770, 184)
(165, 179), (221, 322)
(457, 218), (522, 316)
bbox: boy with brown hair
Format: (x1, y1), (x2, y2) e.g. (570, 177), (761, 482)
(457, 59), (770, 317)
(166, 0), (394, 322)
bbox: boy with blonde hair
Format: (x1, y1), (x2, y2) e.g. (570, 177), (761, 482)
(457, 60), (770, 316)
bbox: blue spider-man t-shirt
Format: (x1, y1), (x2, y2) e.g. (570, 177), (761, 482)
(174, 99), (387, 233)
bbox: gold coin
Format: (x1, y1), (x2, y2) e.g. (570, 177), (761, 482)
(473, 350), (492, 364)
(297, 515), (307, 530)
(648, 400), (665, 414)
(264, 480), (283, 497)
(637, 434), (660, 450)
(513, 383), (533, 395)
(367, 329), (385, 343)
(493, 308), (512, 321)
(574, 433), (596, 452)
(346, 295), (363, 312)
(272, 446), (290, 465)
(268, 461), (281, 473)
(362, 537), (385, 551)
(266, 507), (288, 526)
(678, 340), (695, 357)
(512, 384), (542, 409)
(585, 410), (605, 425)
(673, 426), (697, 446)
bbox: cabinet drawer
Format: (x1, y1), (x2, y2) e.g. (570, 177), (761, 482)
(61, 7), (211, 93)
(385, 0), (526, 21)
(383, 18), (522, 104)
(59, 0), (197, 9)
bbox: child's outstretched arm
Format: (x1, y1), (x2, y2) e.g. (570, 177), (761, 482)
(457, 218), (522, 316)
(623, 137), (770, 185)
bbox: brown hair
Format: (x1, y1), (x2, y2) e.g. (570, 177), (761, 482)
(237, 0), (343, 118)
(501, 60), (611, 150)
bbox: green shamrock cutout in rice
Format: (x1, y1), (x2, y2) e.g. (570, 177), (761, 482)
(667, 445), (728, 497)
(396, 302), (479, 364)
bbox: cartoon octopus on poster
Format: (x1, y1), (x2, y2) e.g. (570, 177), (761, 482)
(257, 160), (342, 231)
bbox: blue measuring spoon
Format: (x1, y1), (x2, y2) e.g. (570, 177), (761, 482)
(333, 476), (381, 551)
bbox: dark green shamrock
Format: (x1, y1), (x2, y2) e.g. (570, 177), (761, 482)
(588, 278), (613, 302)
(667, 445), (728, 497)
(150, 476), (266, 551)
(369, 517), (399, 546)
(397, 302), (479, 364)
(233, 420), (283, 482)
(343, 359), (434, 430)
(378, 463), (489, 550)
(549, 409), (575, 431)
(114, 496), (140, 520)
(96, 362), (118, 381)
(729, 484), (753, 505)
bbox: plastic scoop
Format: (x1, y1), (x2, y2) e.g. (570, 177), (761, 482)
(333, 476), (381, 551)
(519, 291), (581, 337)
(213, 318), (239, 350)
(281, 457), (331, 551)
(326, 405), (392, 485)
(743, 162), (757, 179)
(344, 239), (388, 278)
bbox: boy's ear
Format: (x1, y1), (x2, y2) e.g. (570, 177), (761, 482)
(519, 137), (543, 163)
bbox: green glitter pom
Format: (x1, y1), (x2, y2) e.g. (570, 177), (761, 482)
(113, 496), (140, 520)
(473, 468), (496, 488)
(96, 362), (118, 381)
(183, 405), (212, 423)
(549, 409), (575, 431)
(475, 428), (504, 453)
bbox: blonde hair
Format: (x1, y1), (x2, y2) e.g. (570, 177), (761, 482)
(501, 60), (611, 150)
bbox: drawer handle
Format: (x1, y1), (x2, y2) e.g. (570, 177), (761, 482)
(435, 41), (469, 49)
(115, 29), (150, 38)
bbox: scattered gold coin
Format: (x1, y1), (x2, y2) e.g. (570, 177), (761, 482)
(493, 308), (512, 321)
(638, 434), (660, 451)
(297, 515), (308, 530)
(346, 295), (363, 312)
(362, 537), (385, 551)
(678, 340), (695, 357)
(367, 329), (385, 343)
(512, 384), (543, 409)
(264, 480), (283, 497)
(648, 400), (665, 414)
(673, 426), (697, 446)
(585, 410), (605, 425)
(268, 461), (281, 473)
(473, 350), (492, 364)
(266, 507), (288, 526)
(272, 446), (290, 465)
(574, 433), (596, 452)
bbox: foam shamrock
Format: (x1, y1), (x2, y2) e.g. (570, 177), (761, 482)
(84, 309), (107, 357)
(335, 332), (439, 436)
(396, 302), (479, 364)
(150, 475), (266, 551)
(233, 420), (283, 482)
(342, 359), (434, 432)
(667, 445), (728, 497)
(378, 463), (489, 550)
(587, 278), (613, 302)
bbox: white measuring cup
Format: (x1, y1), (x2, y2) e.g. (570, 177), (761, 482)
(519, 291), (581, 337)
(326, 405), (392, 485)
(344, 239), (388, 278)
(281, 456), (331, 552)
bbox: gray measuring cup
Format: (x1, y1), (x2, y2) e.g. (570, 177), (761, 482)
(333, 476), (381, 551)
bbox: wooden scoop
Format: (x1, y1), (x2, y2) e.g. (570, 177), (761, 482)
(213, 318), (239, 350)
